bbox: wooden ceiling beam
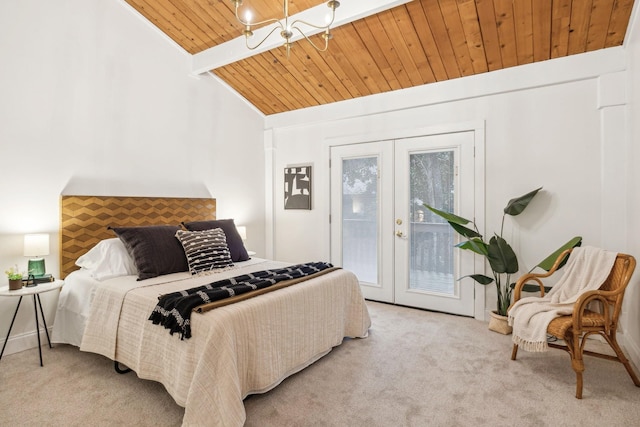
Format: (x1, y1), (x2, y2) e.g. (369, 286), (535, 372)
(532, 0), (552, 62)
(457, 0), (489, 75)
(124, 0), (636, 115)
(191, 0), (414, 73)
(513, 0), (534, 65)
(361, 15), (413, 88)
(550, 0), (572, 58)
(331, 24), (393, 94)
(605, 0), (635, 47)
(586, 0), (616, 51)
(475, 0), (503, 71)
(390, 10), (430, 84)
(567, 0), (594, 55)
(390, 7), (437, 84)
(350, 20), (403, 91)
(493, 0), (518, 69)
(422, 0), (462, 79)
(406, 2), (449, 81)
(438, 0), (475, 76)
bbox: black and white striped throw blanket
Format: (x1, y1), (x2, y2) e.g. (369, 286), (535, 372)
(149, 261), (334, 339)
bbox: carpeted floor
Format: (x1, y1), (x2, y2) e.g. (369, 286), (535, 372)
(1, 301), (640, 426)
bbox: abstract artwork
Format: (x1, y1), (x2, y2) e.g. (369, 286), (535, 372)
(284, 166), (312, 210)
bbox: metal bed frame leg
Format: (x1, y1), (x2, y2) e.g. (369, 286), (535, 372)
(114, 361), (132, 374)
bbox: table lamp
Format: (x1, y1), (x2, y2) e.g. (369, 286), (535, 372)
(237, 226), (247, 241)
(24, 233), (50, 278)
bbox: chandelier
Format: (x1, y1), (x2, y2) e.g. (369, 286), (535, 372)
(230, 0), (340, 58)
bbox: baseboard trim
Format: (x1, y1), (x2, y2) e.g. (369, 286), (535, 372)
(0, 328), (53, 357)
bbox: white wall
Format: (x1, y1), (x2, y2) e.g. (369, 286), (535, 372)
(266, 42), (639, 365)
(0, 0), (265, 355)
(624, 3), (640, 369)
(267, 48), (625, 266)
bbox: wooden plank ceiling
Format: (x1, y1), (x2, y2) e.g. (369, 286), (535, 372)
(125, 0), (635, 115)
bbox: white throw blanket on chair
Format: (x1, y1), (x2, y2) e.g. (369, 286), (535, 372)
(507, 246), (617, 352)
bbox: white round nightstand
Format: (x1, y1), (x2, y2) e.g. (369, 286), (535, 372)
(0, 279), (64, 366)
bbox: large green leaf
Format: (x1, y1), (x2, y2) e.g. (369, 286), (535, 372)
(520, 283), (553, 293)
(503, 187), (542, 216)
(536, 236), (583, 272)
(460, 274), (494, 285)
(449, 222), (482, 239)
(487, 235), (519, 274)
(423, 204), (470, 226)
(456, 238), (488, 255)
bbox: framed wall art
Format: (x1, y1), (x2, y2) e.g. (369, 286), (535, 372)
(284, 166), (312, 210)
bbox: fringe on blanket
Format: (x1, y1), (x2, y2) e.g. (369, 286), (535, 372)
(511, 334), (549, 352)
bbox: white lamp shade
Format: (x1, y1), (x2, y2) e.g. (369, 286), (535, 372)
(24, 233), (50, 257)
(236, 226), (247, 241)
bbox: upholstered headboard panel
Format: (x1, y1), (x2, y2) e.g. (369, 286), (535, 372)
(59, 195), (216, 279)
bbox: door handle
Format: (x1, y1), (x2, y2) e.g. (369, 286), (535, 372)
(395, 230), (405, 238)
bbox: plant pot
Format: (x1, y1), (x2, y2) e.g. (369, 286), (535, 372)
(8, 279), (22, 291)
(488, 310), (512, 335)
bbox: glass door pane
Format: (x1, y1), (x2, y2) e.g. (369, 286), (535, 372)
(409, 151), (455, 294)
(331, 141), (394, 303)
(394, 132), (475, 316)
(342, 157), (378, 284)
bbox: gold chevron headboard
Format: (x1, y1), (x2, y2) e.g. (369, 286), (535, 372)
(59, 195), (216, 279)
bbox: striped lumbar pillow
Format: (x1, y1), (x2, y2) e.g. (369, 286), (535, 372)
(175, 228), (233, 274)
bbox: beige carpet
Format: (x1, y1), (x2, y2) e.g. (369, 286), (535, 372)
(2, 301), (640, 426)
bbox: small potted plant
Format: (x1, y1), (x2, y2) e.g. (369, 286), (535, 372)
(5, 265), (23, 290)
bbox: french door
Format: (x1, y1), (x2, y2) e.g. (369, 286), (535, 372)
(330, 132), (477, 316)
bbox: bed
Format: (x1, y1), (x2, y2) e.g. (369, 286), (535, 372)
(52, 195), (371, 426)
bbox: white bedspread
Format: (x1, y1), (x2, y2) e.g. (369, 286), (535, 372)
(68, 259), (370, 426)
(52, 268), (100, 347)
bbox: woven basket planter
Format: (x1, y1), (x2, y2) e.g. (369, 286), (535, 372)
(488, 311), (512, 335)
(8, 279), (22, 291)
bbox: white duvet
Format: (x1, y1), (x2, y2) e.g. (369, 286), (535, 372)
(52, 259), (371, 426)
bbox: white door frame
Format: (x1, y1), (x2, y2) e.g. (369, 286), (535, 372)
(324, 121), (486, 320)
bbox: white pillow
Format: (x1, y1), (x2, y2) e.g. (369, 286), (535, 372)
(75, 238), (137, 281)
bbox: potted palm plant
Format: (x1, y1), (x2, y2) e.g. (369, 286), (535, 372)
(424, 187), (581, 334)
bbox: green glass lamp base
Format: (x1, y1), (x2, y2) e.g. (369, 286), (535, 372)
(28, 258), (46, 277)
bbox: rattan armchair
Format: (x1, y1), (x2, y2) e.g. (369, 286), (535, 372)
(510, 249), (640, 398)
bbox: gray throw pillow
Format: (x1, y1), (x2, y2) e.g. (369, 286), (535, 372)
(110, 225), (188, 280)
